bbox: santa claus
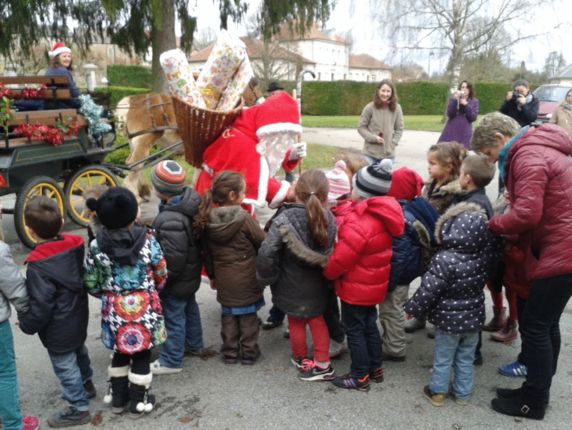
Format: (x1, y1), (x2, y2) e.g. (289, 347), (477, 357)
(194, 91), (306, 210)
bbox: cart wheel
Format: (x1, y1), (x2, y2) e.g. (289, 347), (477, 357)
(15, 177), (66, 249)
(65, 165), (119, 227)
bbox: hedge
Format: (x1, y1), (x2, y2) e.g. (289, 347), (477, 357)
(107, 65), (152, 89)
(91, 86), (150, 108)
(299, 81), (513, 116)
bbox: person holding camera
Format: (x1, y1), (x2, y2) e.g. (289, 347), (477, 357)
(500, 79), (539, 127)
(358, 80), (404, 163)
(438, 80), (479, 149)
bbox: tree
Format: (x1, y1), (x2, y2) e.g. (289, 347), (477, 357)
(543, 51), (567, 79)
(1, 0), (333, 92)
(371, 0), (539, 89)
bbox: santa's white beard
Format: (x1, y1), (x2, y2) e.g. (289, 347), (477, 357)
(256, 132), (300, 177)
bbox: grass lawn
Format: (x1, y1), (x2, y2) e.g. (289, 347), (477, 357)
(302, 115), (445, 132)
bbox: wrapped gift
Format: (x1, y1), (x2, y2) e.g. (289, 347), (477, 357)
(197, 30), (247, 110)
(160, 49), (206, 108)
(217, 56), (253, 110)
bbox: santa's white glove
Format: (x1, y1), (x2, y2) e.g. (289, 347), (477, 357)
(289, 141), (307, 160)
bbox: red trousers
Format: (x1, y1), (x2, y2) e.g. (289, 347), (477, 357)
(287, 315), (330, 363)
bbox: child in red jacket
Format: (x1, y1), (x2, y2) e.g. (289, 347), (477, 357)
(324, 160), (404, 391)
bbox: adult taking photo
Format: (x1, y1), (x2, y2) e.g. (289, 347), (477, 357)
(438, 80), (479, 149)
(499, 79), (539, 127)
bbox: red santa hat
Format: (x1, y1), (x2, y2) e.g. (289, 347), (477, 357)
(49, 42), (72, 59)
(255, 91), (302, 138)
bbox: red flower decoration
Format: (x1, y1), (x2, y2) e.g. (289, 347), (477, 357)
(116, 323), (151, 354)
(113, 291), (150, 321)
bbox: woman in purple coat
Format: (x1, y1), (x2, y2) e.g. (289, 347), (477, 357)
(438, 81), (479, 149)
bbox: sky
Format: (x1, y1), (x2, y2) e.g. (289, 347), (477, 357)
(189, 0), (572, 73)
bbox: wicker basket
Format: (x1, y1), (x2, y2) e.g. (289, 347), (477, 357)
(172, 96), (243, 168)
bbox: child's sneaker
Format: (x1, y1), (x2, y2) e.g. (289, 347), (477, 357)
(47, 407), (91, 428)
(332, 374), (371, 391)
(290, 357), (310, 369)
(150, 359), (182, 375)
(370, 367), (384, 383)
(498, 360), (527, 377)
(298, 360), (335, 381)
(423, 385), (445, 407)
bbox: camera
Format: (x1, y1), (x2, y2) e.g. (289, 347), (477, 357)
(512, 92), (522, 102)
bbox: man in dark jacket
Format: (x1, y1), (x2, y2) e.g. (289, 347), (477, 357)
(473, 112), (572, 420)
(18, 196), (93, 428)
(149, 160), (204, 375)
(499, 79), (539, 127)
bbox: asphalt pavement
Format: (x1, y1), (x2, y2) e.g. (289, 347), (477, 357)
(4, 127), (572, 429)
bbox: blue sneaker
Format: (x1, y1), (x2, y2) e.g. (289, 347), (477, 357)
(498, 361), (527, 377)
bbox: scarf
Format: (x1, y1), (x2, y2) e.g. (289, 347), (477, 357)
(498, 126), (529, 181)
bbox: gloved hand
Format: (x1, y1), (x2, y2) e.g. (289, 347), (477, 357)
(288, 141), (307, 160)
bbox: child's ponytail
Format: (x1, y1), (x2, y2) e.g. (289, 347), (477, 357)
(193, 170), (245, 238)
(295, 170), (330, 248)
(193, 190), (213, 238)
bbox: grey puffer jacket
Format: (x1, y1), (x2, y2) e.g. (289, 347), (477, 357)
(404, 202), (493, 334)
(0, 241), (29, 323)
(153, 188), (203, 299)
(256, 203), (336, 319)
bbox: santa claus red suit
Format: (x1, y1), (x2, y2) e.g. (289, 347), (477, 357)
(194, 91), (304, 209)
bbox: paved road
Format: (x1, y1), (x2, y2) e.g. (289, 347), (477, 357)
(5, 128), (572, 429)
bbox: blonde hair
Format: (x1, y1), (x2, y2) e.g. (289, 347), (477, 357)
(339, 152), (368, 179)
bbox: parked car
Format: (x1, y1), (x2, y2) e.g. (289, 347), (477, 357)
(533, 84), (572, 123)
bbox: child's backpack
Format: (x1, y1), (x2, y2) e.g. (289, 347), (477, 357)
(388, 197), (439, 290)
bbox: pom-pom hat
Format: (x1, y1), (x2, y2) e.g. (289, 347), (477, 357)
(326, 160), (351, 203)
(151, 160), (187, 196)
(86, 187), (138, 230)
(354, 159), (393, 198)
(49, 42), (71, 59)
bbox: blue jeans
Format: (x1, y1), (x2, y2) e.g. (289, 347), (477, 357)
(341, 302), (382, 378)
(429, 330), (479, 400)
(47, 344), (93, 411)
(0, 320), (21, 430)
(160, 293), (203, 368)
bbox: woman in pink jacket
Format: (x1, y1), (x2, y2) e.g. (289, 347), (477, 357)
(472, 112), (572, 421)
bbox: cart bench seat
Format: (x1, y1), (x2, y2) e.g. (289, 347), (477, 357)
(1, 75), (72, 100)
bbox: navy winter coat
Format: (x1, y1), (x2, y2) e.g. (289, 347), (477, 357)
(404, 202), (493, 334)
(388, 198), (438, 290)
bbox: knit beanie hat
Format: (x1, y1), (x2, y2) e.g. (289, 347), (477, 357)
(86, 187), (138, 230)
(354, 159), (393, 198)
(326, 160), (351, 203)
(387, 167), (423, 201)
(49, 42), (71, 59)
(151, 160), (186, 196)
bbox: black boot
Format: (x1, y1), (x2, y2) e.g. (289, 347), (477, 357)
(491, 397), (545, 420)
(496, 387), (549, 407)
(103, 366), (130, 414)
(128, 372), (155, 417)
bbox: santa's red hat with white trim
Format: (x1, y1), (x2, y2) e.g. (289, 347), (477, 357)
(255, 91), (302, 138)
(49, 42), (71, 59)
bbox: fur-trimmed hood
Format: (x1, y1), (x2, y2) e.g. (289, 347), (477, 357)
(274, 204), (336, 267)
(424, 178), (461, 196)
(435, 202), (489, 252)
(207, 206), (249, 243)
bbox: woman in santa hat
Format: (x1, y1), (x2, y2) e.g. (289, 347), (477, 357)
(45, 42), (81, 109)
